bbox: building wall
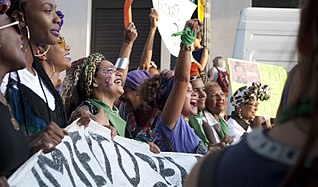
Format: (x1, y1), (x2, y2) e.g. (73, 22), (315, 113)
(252, 0), (299, 8)
(56, 0), (253, 70)
(209, 0), (251, 69)
(55, 0), (91, 62)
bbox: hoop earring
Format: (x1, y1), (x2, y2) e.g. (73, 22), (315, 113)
(35, 45), (51, 57)
(25, 25), (30, 40)
(48, 61), (55, 79)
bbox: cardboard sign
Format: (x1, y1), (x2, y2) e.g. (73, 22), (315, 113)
(227, 58), (287, 117)
(152, 0), (197, 57)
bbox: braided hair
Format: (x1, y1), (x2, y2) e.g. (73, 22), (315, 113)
(61, 53), (105, 120)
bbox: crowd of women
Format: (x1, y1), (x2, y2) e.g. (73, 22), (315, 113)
(0, 0), (317, 186)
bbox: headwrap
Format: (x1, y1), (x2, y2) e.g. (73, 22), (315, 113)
(56, 10), (64, 30)
(79, 53), (105, 98)
(231, 82), (270, 107)
(150, 70), (174, 111)
(0, 0), (10, 14)
(125, 70), (150, 90)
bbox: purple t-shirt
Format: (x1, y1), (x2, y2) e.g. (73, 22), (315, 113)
(155, 115), (200, 153)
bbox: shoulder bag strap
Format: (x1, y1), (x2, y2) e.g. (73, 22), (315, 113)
(162, 130), (175, 152)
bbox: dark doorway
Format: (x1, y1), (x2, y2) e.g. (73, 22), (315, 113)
(91, 0), (161, 70)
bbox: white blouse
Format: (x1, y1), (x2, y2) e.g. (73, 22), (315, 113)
(227, 117), (252, 144)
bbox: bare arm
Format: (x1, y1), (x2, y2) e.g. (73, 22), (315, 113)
(162, 19), (202, 130)
(162, 49), (191, 129)
(193, 47), (208, 72)
(0, 176), (8, 187)
(139, 8), (158, 71)
(117, 22), (138, 86)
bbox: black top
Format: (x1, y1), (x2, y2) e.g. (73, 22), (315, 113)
(5, 58), (67, 136)
(198, 129), (316, 187)
(231, 111), (253, 131)
(32, 57), (66, 127)
(0, 102), (29, 177)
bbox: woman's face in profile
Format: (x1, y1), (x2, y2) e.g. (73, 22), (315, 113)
(24, 0), (61, 45)
(240, 98), (258, 121)
(0, 15), (27, 71)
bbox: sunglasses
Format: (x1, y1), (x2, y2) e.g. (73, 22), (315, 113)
(0, 21), (22, 35)
(57, 36), (66, 49)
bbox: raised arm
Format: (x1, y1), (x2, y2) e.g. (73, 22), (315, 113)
(139, 8), (159, 71)
(193, 47), (209, 72)
(116, 22), (138, 86)
(162, 19), (202, 129)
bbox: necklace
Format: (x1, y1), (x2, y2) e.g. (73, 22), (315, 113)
(7, 103), (20, 131)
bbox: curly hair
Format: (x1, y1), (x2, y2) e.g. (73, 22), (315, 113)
(61, 57), (86, 119)
(140, 70), (174, 111)
(139, 74), (160, 108)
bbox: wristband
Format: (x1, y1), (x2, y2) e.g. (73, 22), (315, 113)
(115, 57), (129, 69)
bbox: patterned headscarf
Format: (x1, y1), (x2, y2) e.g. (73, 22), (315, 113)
(231, 82), (270, 107)
(125, 70), (151, 90)
(78, 53), (105, 98)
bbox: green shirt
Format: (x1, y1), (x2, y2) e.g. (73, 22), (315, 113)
(88, 98), (126, 137)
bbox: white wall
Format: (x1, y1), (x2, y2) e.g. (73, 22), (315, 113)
(55, 0), (91, 62)
(160, 0), (251, 70)
(210, 0), (251, 64)
(54, 0), (251, 71)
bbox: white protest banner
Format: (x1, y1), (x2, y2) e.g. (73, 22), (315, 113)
(9, 120), (201, 187)
(152, 0), (197, 57)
